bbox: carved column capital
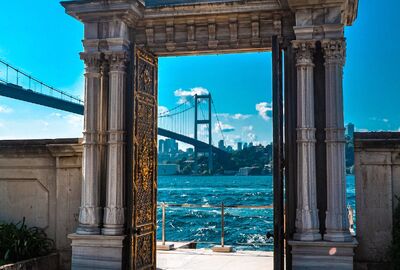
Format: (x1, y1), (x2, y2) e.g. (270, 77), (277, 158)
(105, 51), (129, 72)
(322, 39), (346, 65)
(292, 40), (316, 66)
(80, 52), (103, 73)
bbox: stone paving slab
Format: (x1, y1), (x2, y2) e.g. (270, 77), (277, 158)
(157, 249), (273, 270)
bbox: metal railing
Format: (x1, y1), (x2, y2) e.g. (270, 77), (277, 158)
(157, 202), (273, 247)
(0, 59), (83, 104)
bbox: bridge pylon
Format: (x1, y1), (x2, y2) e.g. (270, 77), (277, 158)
(194, 94), (213, 174)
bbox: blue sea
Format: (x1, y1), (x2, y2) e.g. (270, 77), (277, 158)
(156, 175), (356, 251)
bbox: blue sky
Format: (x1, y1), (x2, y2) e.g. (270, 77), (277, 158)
(0, 1), (399, 148)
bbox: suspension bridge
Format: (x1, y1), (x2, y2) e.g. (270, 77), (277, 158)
(0, 59), (229, 170)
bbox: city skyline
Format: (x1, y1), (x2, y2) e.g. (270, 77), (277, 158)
(0, 1), (399, 144)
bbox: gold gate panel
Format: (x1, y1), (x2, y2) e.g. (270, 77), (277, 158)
(131, 47), (158, 270)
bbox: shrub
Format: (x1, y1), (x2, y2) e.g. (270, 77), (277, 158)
(391, 196), (400, 269)
(0, 218), (54, 265)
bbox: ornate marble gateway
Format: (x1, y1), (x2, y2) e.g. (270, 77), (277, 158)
(62, 0), (359, 269)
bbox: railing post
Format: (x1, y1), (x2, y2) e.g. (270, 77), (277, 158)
(162, 203), (166, 246)
(221, 202), (225, 247)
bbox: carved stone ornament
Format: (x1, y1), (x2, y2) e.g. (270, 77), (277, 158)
(106, 51), (129, 72)
(80, 52), (102, 73)
(292, 40), (316, 66)
(322, 39), (346, 65)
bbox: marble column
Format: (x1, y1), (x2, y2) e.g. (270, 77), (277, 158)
(102, 51), (128, 235)
(322, 39), (352, 242)
(77, 52), (103, 235)
(292, 40), (321, 241)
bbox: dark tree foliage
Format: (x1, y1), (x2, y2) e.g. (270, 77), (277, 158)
(0, 218), (54, 266)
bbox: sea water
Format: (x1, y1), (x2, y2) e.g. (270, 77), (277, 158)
(156, 175), (356, 251)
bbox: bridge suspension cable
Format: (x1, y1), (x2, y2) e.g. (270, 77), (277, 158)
(211, 98), (226, 142)
(0, 59), (83, 104)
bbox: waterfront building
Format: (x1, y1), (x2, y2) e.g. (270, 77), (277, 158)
(347, 123), (355, 139)
(218, 139), (225, 150)
(158, 164), (180, 175)
(237, 142), (243, 151)
(159, 138), (179, 154)
(236, 166), (260, 176)
(158, 139), (165, 154)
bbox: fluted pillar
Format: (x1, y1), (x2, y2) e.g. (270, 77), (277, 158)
(102, 51), (129, 235)
(322, 39), (352, 242)
(77, 52), (103, 235)
(292, 40), (321, 241)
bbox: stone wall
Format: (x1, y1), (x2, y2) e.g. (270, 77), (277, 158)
(354, 132), (400, 270)
(0, 139), (82, 270)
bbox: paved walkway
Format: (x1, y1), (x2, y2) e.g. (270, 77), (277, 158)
(157, 248), (273, 270)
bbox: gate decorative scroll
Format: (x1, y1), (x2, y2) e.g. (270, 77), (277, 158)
(131, 47), (158, 270)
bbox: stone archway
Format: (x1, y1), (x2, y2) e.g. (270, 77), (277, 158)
(61, 0), (359, 269)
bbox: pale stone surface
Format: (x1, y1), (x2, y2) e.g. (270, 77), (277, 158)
(78, 52), (103, 235)
(322, 39), (352, 242)
(0, 139), (82, 270)
(354, 133), (400, 269)
(289, 239), (358, 270)
(292, 40), (321, 242)
(69, 233), (125, 270)
(103, 50), (130, 236)
(157, 249), (273, 270)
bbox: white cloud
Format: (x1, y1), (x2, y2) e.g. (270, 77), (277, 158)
(174, 87), (209, 104)
(255, 102), (272, 121)
(369, 117), (390, 124)
(0, 105), (13, 113)
(215, 122), (235, 133)
(232, 113), (251, 120)
(247, 132), (256, 141)
(158, 106), (169, 115)
(214, 113), (252, 120)
(242, 125), (254, 132)
(65, 114), (83, 128)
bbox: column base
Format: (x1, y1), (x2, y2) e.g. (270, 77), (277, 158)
(293, 231), (322, 241)
(76, 225), (101, 235)
(69, 233), (126, 270)
(102, 226), (125, 236)
(324, 230), (353, 242)
(289, 238), (358, 270)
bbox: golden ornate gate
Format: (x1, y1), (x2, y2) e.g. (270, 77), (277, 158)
(130, 47), (158, 270)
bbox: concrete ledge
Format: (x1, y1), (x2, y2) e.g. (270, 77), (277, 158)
(212, 245), (233, 253)
(289, 239), (358, 270)
(157, 243), (175, 250)
(0, 253), (59, 270)
(68, 233), (126, 270)
(354, 132), (400, 149)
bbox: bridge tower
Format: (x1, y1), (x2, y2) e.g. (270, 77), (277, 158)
(194, 94), (213, 173)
